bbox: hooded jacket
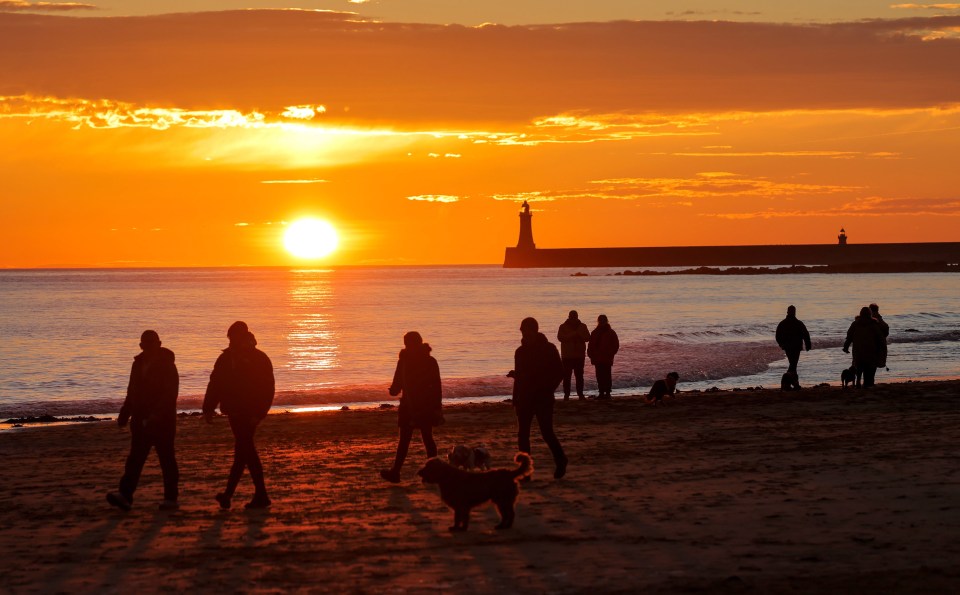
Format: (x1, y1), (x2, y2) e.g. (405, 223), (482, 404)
(874, 313), (890, 368)
(844, 315), (885, 367)
(389, 343), (443, 428)
(513, 332), (563, 406)
(120, 347), (179, 425)
(775, 315), (812, 352)
(203, 343), (275, 420)
(587, 323), (620, 366)
(557, 318), (591, 359)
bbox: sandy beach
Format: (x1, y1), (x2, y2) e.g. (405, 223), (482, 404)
(2, 380), (959, 593)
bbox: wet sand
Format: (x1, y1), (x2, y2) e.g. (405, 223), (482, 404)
(1, 380), (959, 593)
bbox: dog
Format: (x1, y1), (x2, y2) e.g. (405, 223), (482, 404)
(841, 365), (859, 389)
(780, 371), (801, 391)
(447, 445), (492, 471)
(417, 453), (533, 531)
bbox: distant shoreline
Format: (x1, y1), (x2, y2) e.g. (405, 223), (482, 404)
(582, 262), (960, 276)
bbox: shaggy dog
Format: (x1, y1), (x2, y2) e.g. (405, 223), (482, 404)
(447, 445), (493, 471)
(781, 371), (801, 391)
(417, 453), (533, 531)
(841, 365), (859, 389)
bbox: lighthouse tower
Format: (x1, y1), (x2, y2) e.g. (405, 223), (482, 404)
(838, 228), (847, 245)
(517, 200), (536, 250)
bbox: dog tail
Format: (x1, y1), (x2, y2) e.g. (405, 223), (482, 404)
(511, 452), (534, 481)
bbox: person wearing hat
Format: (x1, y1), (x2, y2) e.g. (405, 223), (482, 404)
(557, 310), (590, 400)
(107, 330), (180, 511)
(203, 321), (275, 510)
(508, 317), (568, 479)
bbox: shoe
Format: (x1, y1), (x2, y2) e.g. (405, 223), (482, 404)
(563, 394), (570, 401)
(158, 500), (179, 511)
(577, 394), (585, 400)
(597, 393), (611, 400)
(106, 492), (132, 511)
(379, 468), (401, 484)
(554, 457), (569, 480)
(215, 492), (232, 510)
(244, 495), (272, 510)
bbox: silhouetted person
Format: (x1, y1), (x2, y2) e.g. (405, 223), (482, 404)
(775, 305), (811, 386)
(646, 372), (680, 406)
(843, 307), (885, 388)
(203, 321), (275, 509)
(587, 314), (620, 399)
(870, 303), (890, 370)
(508, 317), (568, 479)
(107, 330), (180, 511)
(557, 310), (590, 400)
(380, 331), (443, 483)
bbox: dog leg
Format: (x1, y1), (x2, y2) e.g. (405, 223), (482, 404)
(449, 508), (469, 532)
(494, 500), (515, 530)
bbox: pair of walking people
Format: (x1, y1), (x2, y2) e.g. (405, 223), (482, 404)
(557, 311), (620, 400)
(382, 317), (569, 483)
(107, 321), (275, 511)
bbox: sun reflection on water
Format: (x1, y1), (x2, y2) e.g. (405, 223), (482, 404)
(287, 270), (339, 377)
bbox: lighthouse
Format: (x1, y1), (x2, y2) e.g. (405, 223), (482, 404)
(516, 200), (536, 250)
(838, 228), (847, 245)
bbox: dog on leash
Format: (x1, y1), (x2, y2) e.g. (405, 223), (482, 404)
(417, 453), (533, 531)
(447, 445), (492, 470)
(841, 365), (859, 389)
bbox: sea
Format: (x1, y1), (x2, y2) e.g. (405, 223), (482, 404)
(1, 266), (958, 419)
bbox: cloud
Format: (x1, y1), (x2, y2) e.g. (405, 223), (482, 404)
(260, 178), (329, 184)
(491, 173), (860, 204)
(407, 195), (459, 203)
(3, 12), (960, 124)
(707, 196), (960, 218)
(0, 1), (95, 11)
(891, 4), (960, 10)
(281, 105), (326, 120)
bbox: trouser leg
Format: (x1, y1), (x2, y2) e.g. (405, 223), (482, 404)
(516, 407), (534, 454)
(573, 357), (585, 396)
(785, 350), (800, 375)
(153, 424), (179, 502)
(420, 425), (438, 459)
(561, 359), (575, 396)
(862, 365), (878, 387)
(393, 426), (414, 471)
(119, 425), (152, 502)
(596, 364), (612, 394)
(535, 401), (566, 464)
(226, 416), (257, 497)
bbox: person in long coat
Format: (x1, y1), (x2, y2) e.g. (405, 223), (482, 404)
(587, 314), (620, 399)
(380, 331), (442, 483)
(843, 307), (885, 388)
(870, 303), (890, 370)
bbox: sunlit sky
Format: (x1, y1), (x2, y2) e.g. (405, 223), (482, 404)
(2, 1), (960, 266)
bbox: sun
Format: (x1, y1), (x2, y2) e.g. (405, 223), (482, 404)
(283, 218), (339, 259)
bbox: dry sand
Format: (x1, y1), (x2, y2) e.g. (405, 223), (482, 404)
(1, 381), (959, 594)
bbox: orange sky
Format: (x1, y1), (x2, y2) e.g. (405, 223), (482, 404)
(2, 11), (960, 266)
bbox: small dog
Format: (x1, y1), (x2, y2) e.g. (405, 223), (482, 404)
(447, 445), (492, 471)
(417, 453), (533, 531)
(841, 365), (859, 389)
(781, 371), (801, 391)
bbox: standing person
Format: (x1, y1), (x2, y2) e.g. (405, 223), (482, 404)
(557, 310), (591, 400)
(380, 331), (443, 483)
(775, 305), (812, 387)
(203, 321), (275, 510)
(646, 372), (680, 406)
(870, 303), (890, 371)
(843, 307), (885, 388)
(587, 314), (620, 399)
(509, 317), (568, 479)
(107, 330), (180, 511)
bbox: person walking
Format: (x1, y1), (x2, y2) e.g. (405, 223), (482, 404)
(509, 317), (568, 479)
(107, 330), (180, 511)
(775, 305), (812, 386)
(203, 321), (275, 510)
(587, 314), (620, 399)
(843, 307), (885, 388)
(557, 310), (591, 400)
(870, 303), (889, 370)
(380, 331), (443, 483)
